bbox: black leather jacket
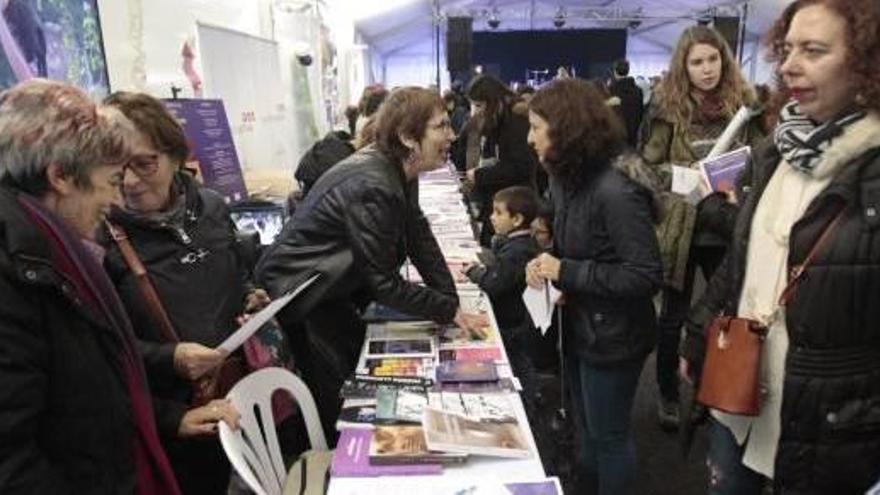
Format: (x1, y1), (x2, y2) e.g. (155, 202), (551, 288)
(257, 147), (458, 323)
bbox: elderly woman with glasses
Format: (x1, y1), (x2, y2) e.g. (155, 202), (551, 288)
(99, 92), (249, 495)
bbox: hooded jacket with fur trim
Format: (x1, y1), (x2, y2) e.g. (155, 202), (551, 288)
(549, 152), (663, 365)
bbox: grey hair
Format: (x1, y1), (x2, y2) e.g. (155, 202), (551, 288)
(0, 79), (135, 196)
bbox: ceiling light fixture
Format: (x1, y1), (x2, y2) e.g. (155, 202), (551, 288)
(487, 7), (501, 29)
(553, 7), (566, 28)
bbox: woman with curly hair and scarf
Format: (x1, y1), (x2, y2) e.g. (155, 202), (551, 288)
(680, 0), (880, 492)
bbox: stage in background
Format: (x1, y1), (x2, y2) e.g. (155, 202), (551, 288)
(472, 29), (626, 86)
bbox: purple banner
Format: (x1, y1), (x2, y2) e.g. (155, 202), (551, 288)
(163, 98), (248, 203)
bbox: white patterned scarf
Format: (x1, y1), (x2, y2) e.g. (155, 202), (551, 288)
(774, 100), (866, 175)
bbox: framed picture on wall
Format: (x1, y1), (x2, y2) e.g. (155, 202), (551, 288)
(0, 0), (111, 96)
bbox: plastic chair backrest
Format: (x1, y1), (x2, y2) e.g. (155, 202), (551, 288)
(219, 367), (328, 495)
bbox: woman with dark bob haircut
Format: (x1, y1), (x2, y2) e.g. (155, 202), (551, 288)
(525, 78), (663, 495)
(257, 87), (486, 440)
(679, 0), (880, 492)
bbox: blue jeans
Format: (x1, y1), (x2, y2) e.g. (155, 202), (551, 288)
(566, 355), (645, 495)
(707, 419), (768, 495)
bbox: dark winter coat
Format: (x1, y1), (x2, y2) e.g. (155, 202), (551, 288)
(473, 103), (539, 195)
(468, 230), (540, 330)
(295, 131), (356, 196)
(608, 76), (644, 147)
(681, 114), (880, 493)
(550, 153), (663, 365)
(639, 101), (764, 289)
(0, 187), (137, 494)
(257, 146), (459, 324)
(102, 173), (248, 437)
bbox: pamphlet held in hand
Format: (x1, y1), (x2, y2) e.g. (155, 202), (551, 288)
(522, 280), (561, 335)
(217, 273), (319, 353)
(699, 146), (751, 194)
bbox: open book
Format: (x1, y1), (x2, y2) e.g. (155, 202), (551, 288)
(422, 407), (532, 458)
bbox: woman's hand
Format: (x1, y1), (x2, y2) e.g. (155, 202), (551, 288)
(173, 343), (227, 380)
(526, 253), (561, 288)
(453, 308), (490, 340)
(244, 288), (271, 314)
(466, 168), (476, 184)
(178, 399), (240, 437)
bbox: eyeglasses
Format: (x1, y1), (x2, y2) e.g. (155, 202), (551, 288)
(125, 153), (160, 178)
(430, 119), (452, 131)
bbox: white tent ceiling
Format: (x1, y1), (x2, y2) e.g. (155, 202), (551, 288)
(354, 0), (788, 57)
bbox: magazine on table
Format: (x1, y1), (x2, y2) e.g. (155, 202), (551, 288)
(331, 428), (443, 477)
(366, 336), (436, 359)
(366, 322), (438, 340)
(436, 360), (499, 383)
(436, 377), (521, 394)
(427, 391), (516, 423)
(340, 373), (433, 400)
(358, 357), (434, 378)
(336, 403), (379, 429)
(422, 407), (532, 459)
(439, 346), (504, 363)
(438, 322), (496, 346)
(361, 303), (424, 323)
(375, 386), (429, 423)
(367, 425), (468, 466)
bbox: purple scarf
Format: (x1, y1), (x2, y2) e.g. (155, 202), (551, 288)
(17, 194), (181, 495)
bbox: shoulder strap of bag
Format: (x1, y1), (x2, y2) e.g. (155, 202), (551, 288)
(778, 207), (846, 306)
(105, 221), (180, 343)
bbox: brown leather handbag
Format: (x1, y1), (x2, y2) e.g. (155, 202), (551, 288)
(696, 316), (768, 415)
(106, 221), (245, 407)
(696, 208), (846, 416)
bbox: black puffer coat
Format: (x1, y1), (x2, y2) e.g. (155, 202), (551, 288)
(682, 118), (880, 493)
(0, 187), (137, 494)
(102, 173), (248, 436)
(257, 146), (458, 323)
(550, 153), (663, 366)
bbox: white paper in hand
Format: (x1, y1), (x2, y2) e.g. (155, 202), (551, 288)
(217, 273), (320, 353)
(671, 165), (704, 205)
(522, 281), (562, 335)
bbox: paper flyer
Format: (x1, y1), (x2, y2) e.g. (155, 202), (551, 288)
(522, 281), (561, 334)
(216, 273), (319, 353)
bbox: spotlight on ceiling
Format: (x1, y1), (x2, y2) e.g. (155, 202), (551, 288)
(487, 11), (501, 29)
(553, 7), (566, 28)
(696, 9), (713, 25)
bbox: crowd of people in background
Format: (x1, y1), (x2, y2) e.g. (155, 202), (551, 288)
(1, 0), (879, 493)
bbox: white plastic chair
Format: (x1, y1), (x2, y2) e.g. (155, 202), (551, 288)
(219, 367), (328, 495)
